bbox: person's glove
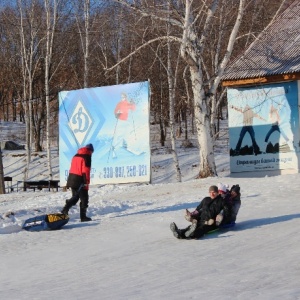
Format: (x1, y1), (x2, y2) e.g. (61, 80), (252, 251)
(184, 209), (192, 222)
(216, 214), (223, 226)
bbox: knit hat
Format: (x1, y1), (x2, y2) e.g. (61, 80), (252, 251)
(231, 184), (240, 194)
(218, 183), (228, 193)
(85, 143), (94, 153)
(208, 185), (218, 193)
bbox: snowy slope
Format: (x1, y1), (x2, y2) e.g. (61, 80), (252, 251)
(1, 166), (300, 299)
(1, 122), (300, 300)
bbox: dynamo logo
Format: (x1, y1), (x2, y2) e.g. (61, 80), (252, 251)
(68, 100), (93, 145)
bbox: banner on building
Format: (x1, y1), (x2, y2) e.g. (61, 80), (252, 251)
(59, 81), (151, 185)
(228, 81), (299, 173)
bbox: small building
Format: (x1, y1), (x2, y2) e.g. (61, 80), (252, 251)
(222, 0), (300, 176)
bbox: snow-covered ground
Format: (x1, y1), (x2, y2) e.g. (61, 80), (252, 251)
(1, 121), (300, 299)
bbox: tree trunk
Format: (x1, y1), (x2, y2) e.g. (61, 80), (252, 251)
(190, 68), (216, 178)
(44, 0), (58, 179)
(0, 146), (5, 194)
(166, 8), (181, 182)
(159, 117), (165, 147)
(83, 0), (90, 88)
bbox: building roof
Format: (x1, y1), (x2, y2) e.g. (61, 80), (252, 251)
(222, 1), (300, 81)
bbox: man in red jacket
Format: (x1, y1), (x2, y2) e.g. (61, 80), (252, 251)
(61, 143), (94, 222)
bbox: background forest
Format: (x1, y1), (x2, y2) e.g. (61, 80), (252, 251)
(0, 0), (294, 180)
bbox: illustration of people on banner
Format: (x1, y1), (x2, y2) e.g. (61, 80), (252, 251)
(229, 84), (299, 158)
(227, 82), (299, 173)
(231, 104), (266, 156)
(264, 103), (296, 153)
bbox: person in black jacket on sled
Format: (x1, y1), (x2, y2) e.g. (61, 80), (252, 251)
(215, 184), (241, 227)
(170, 185), (229, 239)
(61, 143), (94, 222)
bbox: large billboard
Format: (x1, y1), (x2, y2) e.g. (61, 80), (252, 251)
(59, 81), (151, 185)
(228, 81), (300, 173)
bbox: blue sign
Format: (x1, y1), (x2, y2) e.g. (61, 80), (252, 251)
(228, 81), (299, 172)
(59, 81), (151, 185)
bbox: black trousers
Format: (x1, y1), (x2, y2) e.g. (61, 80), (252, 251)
(178, 223), (217, 239)
(193, 224), (217, 239)
(69, 188), (89, 209)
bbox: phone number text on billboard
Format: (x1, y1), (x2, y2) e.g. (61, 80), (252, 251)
(102, 165), (148, 179)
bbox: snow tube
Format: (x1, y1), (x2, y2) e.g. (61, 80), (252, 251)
(22, 213), (69, 232)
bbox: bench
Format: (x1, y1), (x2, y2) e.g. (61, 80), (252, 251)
(23, 180), (60, 192)
(4, 176), (13, 193)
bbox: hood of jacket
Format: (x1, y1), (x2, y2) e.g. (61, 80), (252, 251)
(77, 146), (92, 156)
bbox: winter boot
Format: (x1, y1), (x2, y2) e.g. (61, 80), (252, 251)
(184, 219), (197, 238)
(170, 222), (182, 239)
(80, 208), (92, 222)
(61, 200), (72, 215)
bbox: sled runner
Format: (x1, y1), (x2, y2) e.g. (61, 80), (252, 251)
(207, 222), (236, 234)
(219, 221), (236, 229)
(22, 213), (69, 232)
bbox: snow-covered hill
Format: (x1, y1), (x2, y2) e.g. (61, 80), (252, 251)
(1, 163), (300, 299)
(1, 120), (299, 300)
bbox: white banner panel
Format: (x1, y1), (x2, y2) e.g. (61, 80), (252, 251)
(59, 81), (150, 185)
(228, 82), (299, 173)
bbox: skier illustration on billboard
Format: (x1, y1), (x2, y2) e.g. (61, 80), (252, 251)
(108, 92), (142, 161)
(114, 92), (136, 121)
(231, 104), (266, 156)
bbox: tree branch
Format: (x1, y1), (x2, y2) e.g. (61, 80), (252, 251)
(105, 36), (182, 72)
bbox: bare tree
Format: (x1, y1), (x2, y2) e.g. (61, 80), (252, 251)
(17, 0), (45, 179)
(109, 0), (245, 178)
(165, 3), (182, 182)
(143, 4), (183, 181)
(44, 0), (60, 179)
(81, 0), (90, 88)
(166, 40), (182, 182)
(72, 0), (95, 88)
(0, 146), (5, 194)
(0, 0), (290, 182)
